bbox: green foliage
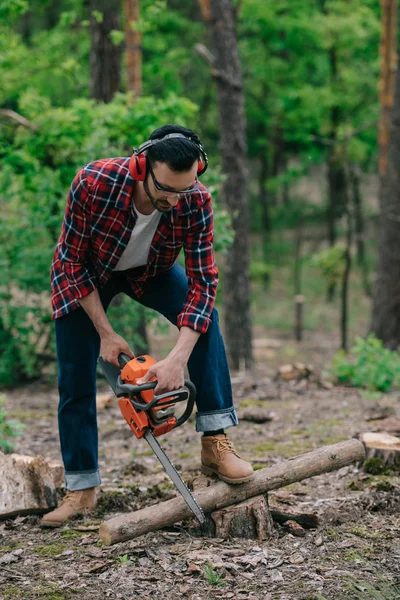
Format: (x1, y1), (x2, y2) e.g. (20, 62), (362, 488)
(203, 563), (225, 587)
(250, 262), (272, 286)
(0, 395), (25, 453)
(309, 246), (347, 287)
(331, 334), (400, 392)
(118, 554), (129, 565)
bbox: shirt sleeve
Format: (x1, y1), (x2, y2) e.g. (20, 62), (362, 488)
(177, 192), (219, 334)
(58, 168), (98, 300)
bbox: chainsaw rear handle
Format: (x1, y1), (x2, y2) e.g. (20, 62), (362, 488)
(118, 353), (133, 368)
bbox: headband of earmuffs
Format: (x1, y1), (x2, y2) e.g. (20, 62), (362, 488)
(129, 132), (208, 181)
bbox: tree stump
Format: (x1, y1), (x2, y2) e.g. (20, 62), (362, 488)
(0, 452), (64, 518)
(189, 475), (274, 540)
(211, 495), (275, 541)
(359, 432), (400, 472)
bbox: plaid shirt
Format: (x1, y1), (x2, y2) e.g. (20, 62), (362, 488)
(50, 157), (218, 334)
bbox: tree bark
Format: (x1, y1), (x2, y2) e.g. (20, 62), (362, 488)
(198, 0), (253, 369)
(99, 439), (365, 544)
(350, 166), (371, 297)
(371, 8), (400, 348)
(124, 0), (142, 96)
(0, 453), (64, 518)
(371, 61), (400, 347)
(378, 0), (398, 176)
(340, 208), (352, 351)
(90, 0), (122, 103)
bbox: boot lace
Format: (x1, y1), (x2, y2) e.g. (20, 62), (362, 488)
(215, 438), (237, 457)
(61, 491), (81, 509)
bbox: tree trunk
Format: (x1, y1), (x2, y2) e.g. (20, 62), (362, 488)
(326, 43), (348, 302)
(124, 0), (142, 96)
(90, 0), (122, 103)
(371, 54), (400, 348)
(378, 0), (398, 176)
(350, 166), (371, 297)
(198, 0), (253, 369)
(259, 154), (271, 233)
(340, 208), (352, 352)
(99, 439), (365, 544)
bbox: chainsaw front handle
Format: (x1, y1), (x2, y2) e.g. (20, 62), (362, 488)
(115, 377), (196, 430)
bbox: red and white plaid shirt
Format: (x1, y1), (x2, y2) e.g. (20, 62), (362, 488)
(50, 157), (218, 333)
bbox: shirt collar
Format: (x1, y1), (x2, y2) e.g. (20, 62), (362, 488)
(115, 157), (208, 216)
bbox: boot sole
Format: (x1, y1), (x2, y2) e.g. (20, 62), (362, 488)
(201, 465), (254, 484)
(40, 505), (97, 528)
(40, 520), (63, 528)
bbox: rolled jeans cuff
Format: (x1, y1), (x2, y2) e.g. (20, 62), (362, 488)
(65, 468), (101, 491)
(195, 407), (239, 433)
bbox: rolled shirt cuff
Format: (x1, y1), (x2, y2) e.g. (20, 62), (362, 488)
(195, 407), (239, 432)
(65, 468), (101, 491)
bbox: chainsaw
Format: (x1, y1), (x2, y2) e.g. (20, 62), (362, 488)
(98, 352), (206, 524)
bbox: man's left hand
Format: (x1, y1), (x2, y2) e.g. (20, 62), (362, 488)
(136, 358), (185, 394)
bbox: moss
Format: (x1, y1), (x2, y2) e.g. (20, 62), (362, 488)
(348, 477), (372, 491)
(343, 549), (368, 562)
(253, 464), (266, 471)
(349, 526), (383, 540)
(0, 543), (19, 552)
(363, 458), (388, 475)
(34, 543), (69, 557)
(3, 587), (21, 600)
(178, 452), (191, 459)
(325, 528), (339, 540)
(374, 478), (395, 491)
(240, 398), (266, 408)
(60, 529), (86, 540)
(253, 441), (277, 453)
(31, 585), (70, 600)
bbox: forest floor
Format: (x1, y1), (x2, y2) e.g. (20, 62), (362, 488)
(1, 328), (400, 600)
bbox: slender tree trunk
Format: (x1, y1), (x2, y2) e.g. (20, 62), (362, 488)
(371, 56), (400, 348)
(198, 0), (253, 369)
(259, 154), (271, 233)
(89, 0), (122, 103)
(124, 0), (142, 96)
(341, 208), (352, 352)
(349, 166), (371, 297)
(378, 0), (398, 176)
(326, 46), (348, 302)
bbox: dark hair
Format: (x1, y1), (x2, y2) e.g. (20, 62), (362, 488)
(147, 124), (201, 172)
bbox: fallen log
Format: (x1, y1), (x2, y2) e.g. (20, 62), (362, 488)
(0, 452), (64, 518)
(100, 439), (365, 545)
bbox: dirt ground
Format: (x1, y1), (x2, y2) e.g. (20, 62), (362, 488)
(1, 331), (400, 600)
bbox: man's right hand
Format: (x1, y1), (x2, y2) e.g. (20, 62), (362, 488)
(100, 332), (135, 367)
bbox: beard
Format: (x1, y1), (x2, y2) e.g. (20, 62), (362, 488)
(143, 177), (174, 213)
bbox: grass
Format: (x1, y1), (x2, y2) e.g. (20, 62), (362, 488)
(203, 563), (225, 586)
(314, 577), (400, 599)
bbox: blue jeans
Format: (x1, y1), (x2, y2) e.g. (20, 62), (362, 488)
(55, 264), (238, 490)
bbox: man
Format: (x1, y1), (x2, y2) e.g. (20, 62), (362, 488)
(42, 124), (253, 527)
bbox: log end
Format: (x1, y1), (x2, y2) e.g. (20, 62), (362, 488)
(99, 522), (112, 546)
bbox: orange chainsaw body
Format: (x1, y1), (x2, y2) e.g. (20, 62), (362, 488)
(118, 355), (177, 439)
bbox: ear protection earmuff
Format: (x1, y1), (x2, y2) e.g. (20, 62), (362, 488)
(129, 132), (208, 182)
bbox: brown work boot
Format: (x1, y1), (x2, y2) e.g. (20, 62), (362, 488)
(41, 488), (97, 528)
(201, 434), (254, 484)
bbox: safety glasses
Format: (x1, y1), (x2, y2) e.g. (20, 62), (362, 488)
(148, 164), (199, 196)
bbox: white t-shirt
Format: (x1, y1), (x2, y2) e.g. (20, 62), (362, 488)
(114, 201), (162, 271)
